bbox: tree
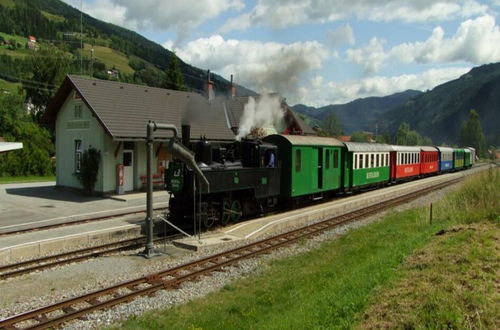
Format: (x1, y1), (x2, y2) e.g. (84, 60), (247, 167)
(395, 122), (432, 146)
(396, 122), (410, 145)
(459, 109), (486, 157)
(78, 147), (101, 195)
(163, 53), (187, 91)
(350, 131), (370, 142)
(23, 46), (71, 119)
(321, 112), (343, 136)
(0, 93), (54, 176)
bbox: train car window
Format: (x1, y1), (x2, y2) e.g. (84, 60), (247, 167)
(334, 150), (339, 169)
(295, 149), (301, 172)
(365, 154), (370, 168)
(359, 154), (363, 169)
(370, 154), (374, 168)
(325, 149), (330, 169)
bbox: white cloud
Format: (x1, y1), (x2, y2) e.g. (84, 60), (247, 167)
(220, 0), (487, 32)
(294, 67), (470, 106)
(326, 24), (356, 47)
(347, 15), (500, 74)
(64, 0), (244, 40)
(168, 35), (329, 95)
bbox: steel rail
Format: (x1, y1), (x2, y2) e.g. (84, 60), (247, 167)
(0, 178), (462, 330)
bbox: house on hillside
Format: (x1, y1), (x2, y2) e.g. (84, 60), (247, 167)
(43, 75), (314, 195)
(27, 35), (38, 50)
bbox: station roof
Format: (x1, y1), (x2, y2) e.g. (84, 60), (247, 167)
(0, 142), (23, 153)
(43, 75), (236, 141)
(264, 134), (344, 147)
(343, 142), (392, 152)
(43, 75), (316, 142)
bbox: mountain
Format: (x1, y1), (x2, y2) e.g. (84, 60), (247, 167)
(379, 63), (500, 146)
(292, 90), (422, 133)
(0, 0), (255, 96)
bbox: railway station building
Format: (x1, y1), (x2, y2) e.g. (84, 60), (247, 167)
(43, 75), (314, 195)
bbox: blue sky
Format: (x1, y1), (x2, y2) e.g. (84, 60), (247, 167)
(62, 0), (500, 107)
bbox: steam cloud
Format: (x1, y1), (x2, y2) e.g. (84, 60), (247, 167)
(236, 94), (284, 141)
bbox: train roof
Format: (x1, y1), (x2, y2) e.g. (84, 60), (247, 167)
(420, 146), (438, 152)
(389, 145), (421, 152)
(435, 146), (454, 153)
(264, 134), (344, 147)
(343, 142), (392, 152)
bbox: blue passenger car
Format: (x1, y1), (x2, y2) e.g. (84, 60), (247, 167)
(436, 146), (454, 172)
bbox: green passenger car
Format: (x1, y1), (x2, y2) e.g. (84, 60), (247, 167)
(263, 134), (344, 198)
(343, 142), (392, 190)
(453, 148), (465, 170)
(464, 148), (471, 168)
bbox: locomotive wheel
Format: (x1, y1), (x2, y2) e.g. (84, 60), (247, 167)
(203, 203), (218, 228)
(221, 200), (231, 225)
(230, 200), (242, 222)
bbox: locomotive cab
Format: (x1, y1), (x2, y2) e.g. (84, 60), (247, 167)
(241, 140), (279, 168)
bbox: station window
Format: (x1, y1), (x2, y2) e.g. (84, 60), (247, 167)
(325, 149), (330, 169)
(295, 149), (301, 172)
(75, 139), (82, 173)
(74, 104), (82, 118)
(334, 150), (339, 169)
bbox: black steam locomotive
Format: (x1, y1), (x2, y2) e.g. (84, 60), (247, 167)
(166, 126), (280, 227)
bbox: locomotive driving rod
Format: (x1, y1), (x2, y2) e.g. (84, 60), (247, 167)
(142, 121), (210, 258)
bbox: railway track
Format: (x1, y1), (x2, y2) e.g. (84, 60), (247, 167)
(0, 233), (183, 281)
(0, 177), (462, 329)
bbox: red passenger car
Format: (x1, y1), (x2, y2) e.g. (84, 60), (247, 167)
(390, 145), (421, 182)
(420, 146), (439, 175)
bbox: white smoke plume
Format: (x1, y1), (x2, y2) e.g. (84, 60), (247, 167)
(236, 94), (284, 141)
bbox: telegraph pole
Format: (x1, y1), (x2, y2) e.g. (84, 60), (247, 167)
(80, 0), (83, 75)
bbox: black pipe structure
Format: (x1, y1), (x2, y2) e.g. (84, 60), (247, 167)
(142, 121), (209, 258)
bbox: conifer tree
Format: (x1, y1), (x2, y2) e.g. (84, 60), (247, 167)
(459, 109), (486, 157)
(163, 53), (187, 91)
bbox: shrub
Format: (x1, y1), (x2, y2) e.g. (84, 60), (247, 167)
(77, 147), (101, 195)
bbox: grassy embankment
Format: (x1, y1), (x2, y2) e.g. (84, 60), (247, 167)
(0, 175), (55, 184)
(116, 169), (499, 329)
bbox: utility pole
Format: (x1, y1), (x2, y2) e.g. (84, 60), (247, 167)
(80, 0), (83, 75)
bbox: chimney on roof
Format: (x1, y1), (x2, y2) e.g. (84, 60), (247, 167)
(205, 70), (214, 101)
(229, 74), (236, 98)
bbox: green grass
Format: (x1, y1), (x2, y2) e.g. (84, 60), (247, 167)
(0, 32), (27, 45)
(41, 10), (65, 23)
(0, 175), (55, 184)
(115, 169), (499, 329)
(357, 221), (499, 329)
(0, 0), (15, 8)
(83, 43), (134, 74)
(0, 78), (20, 94)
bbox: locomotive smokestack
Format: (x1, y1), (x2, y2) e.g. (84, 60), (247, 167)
(181, 124), (190, 149)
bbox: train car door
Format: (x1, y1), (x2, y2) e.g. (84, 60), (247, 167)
(317, 147), (323, 189)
